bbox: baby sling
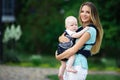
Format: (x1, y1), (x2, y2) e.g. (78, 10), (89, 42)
(57, 31), (74, 61)
(75, 24), (98, 58)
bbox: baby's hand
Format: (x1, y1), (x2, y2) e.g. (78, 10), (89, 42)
(86, 26), (89, 29)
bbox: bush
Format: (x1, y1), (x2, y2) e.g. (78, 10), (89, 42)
(3, 49), (21, 63)
(29, 55), (42, 66)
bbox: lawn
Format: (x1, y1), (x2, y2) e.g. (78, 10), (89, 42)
(5, 54), (60, 68)
(5, 53), (119, 71)
(3, 53), (120, 80)
(47, 74), (120, 80)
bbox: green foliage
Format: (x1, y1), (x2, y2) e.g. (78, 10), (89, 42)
(16, 0), (65, 54)
(5, 53), (118, 70)
(3, 49), (21, 63)
(88, 57), (117, 70)
(13, 0), (120, 57)
(6, 54), (60, 68)
(29, 55), (42, 66)
(3, 24), (22, 43)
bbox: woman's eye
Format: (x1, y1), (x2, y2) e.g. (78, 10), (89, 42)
(81, 10), (84, 13)
(87, 11), (90, 14)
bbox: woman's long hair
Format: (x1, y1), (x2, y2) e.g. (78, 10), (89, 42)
(79, 2), (103, 54)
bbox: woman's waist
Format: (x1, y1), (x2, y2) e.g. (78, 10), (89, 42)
(72, 54), (88, 69)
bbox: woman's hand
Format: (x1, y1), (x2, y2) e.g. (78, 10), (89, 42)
(59, 33), (69, 42)
(56, 32), (90, 60)
(55, 48), (72, 61)
(55, 50), (61, 61)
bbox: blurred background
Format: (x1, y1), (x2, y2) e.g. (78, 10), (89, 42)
(0, 0), (120, 80)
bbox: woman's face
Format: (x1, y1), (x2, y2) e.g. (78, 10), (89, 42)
(80, 5), (91, 24)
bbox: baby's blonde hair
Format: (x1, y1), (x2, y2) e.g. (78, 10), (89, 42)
(65, 16), (77, 28)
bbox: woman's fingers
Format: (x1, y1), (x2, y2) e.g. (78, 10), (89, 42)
(55, 50), (60, 61)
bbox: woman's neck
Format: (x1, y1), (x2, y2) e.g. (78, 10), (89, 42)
(82, 22), (92, 27)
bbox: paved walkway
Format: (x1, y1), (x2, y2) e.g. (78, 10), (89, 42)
(0, 65), (58, 80)
(0, 65), (120, 80)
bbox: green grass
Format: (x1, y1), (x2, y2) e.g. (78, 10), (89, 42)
(6, 54), (60, 68)
(86, 74), (120, 80)
(4, 53), (119, 71)
(88, 57), (118, 71)
(47, 74), (120, 80)
(4, 53), (120, 80)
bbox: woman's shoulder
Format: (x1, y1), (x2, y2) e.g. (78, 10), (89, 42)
(89, 27), (96, 32)
(86, 26), (97, 38)
(87, 26), (97, 33)
(87, 24), (98, 33)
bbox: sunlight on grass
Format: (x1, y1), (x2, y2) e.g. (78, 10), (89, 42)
(106, 67), (116, 71)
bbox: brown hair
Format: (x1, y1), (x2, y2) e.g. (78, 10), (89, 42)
(79, 2), (103, 54)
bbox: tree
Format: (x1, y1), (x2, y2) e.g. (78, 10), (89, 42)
(14, 0), (120, 57)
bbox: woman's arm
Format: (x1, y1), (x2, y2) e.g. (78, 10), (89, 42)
(56, 32), (90, 60)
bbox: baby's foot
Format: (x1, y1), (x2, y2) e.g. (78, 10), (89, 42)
(66, 68), (77, 73)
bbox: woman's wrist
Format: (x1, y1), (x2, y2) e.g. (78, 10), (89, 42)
(55, 51), (61, 61)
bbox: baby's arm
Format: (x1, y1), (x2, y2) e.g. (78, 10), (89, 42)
(71, 26), (89, 38)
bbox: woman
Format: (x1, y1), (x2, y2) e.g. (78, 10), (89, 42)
(56, 1), (103, 80)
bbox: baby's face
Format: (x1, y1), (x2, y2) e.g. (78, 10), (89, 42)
(66, 19), (78, 31)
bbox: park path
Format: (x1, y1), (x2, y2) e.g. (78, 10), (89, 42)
(0, 65), (58, 80)
(0, 65), (120, 80)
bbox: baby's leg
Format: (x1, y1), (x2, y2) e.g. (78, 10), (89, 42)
(58, 61), (66, 80)
(66, 55), (77, 73)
